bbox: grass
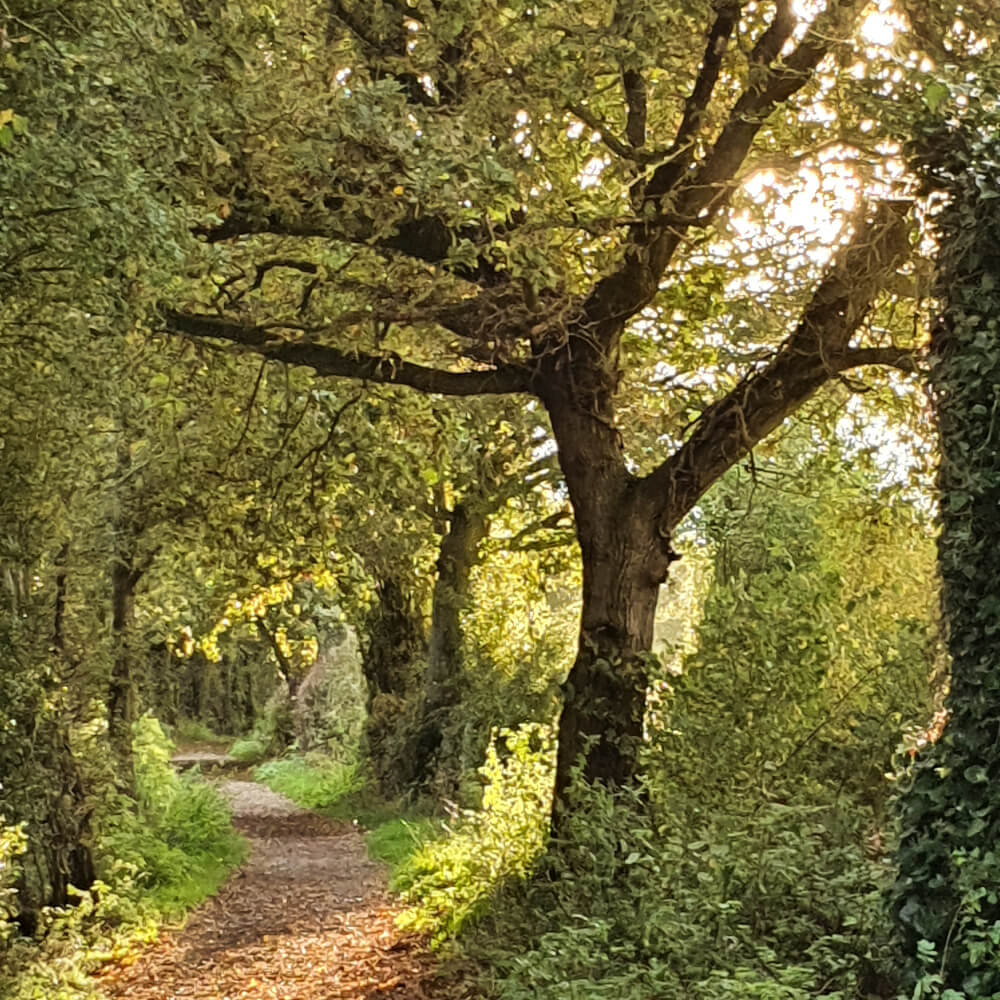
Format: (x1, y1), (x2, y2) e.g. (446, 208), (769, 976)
(254, 756), (364, 810)
(142, 835), (248, 920)
(253, 754), (441, 874)
(367, 817), (441, 874)
(170, 718), (232, 748)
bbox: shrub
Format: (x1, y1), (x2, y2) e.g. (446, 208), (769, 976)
(229, 737), (268, 763)
(102, 716), (246, 913)
(0, 820), (27, 945)
(394, 723), (553, 944)
(170, 718), (229, 746)
(254, 755), (363, 811)
(2, 716), (246, 999)
(471, 783), (896, 1000)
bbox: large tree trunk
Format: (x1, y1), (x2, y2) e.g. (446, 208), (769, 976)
(408, 502), (488, 791)
(545, 375), (677, 815)
(553, 500), (674, 807)
(892, 135), (1000, 995)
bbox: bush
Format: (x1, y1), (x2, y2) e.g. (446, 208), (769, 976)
(1, 716), (246, 999)
(254, 755), (363, 811)
(469, 783), (896, 1000)
(170, 718), (229, 746)
(229, 737), (268, 763)
(394, 724), (553, 944)
(0, 820), (27, 945)
(102, 716), (246, 915)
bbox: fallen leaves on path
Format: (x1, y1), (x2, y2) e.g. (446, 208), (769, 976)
(96, 783), (474, 1000)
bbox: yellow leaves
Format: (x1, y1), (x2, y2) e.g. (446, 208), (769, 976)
(392, 184), (405, 196)
(0, 109), (13, 127)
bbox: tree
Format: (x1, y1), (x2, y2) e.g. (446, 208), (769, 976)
(892, 101), (1000, 994)
(151, 0), (935, 817)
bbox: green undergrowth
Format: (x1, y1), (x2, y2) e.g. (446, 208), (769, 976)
(393, 725), (553, 945)
(254, 754), (365, 811)
(1, 716), (246, 1000)
(253, 754), (440, 873)
(169, 717), (232, 748)
(376, 723), (905, 1000)
(471, 785), (898, 1000)
(229, 736), (269, 764)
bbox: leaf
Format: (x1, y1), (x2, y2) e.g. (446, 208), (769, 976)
(922, 83), (950, 113)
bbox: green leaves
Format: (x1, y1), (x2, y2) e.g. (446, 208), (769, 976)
(893, 104), (1000, 995)
(922, 82), (950, 113)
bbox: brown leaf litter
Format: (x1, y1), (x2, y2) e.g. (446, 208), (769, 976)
(95, 779), (476, 1000)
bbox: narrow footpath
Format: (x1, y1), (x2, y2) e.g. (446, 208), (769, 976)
(97, 780), (464, 1000)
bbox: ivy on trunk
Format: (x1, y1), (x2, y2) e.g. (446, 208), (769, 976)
(892, 116), (1000, 995)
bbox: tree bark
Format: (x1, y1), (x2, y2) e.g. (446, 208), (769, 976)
(360, 577), (426, 795)
(408, 502), (488, 791)
(544, 373), (677, 813)
(107, 553), (138, 785)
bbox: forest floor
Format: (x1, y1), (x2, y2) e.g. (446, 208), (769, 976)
(95, 773), (471, 1000)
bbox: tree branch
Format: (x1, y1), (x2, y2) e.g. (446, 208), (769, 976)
(623, 69), (647, 150)
(640, 199), (914, 532)
(836, 345), (920, 373)
(163, 310), (535, 397)
(582, 0), (868, 346)
(196, 209), (509, 288)
(566, 103), (640, 161)
(643, 1), (742, 200)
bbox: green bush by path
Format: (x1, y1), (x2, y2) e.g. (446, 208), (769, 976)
(393, 724), (553, 945)
(254, 755), (364, 810)
(385, 727), (902, 999)
(229, 736), (269, 764)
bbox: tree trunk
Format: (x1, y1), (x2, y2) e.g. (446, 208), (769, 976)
(553, 504), (672, 808)
(360, 577), (425, 795)
(108, 554), (137, 784)
(544, 377), (677, 817)
(892, 141), (1000, 994)
(408, 502), (488, 791)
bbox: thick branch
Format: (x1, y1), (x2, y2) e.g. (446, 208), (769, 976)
(583, 0), (868, 345)
(163, 310), (534, 397)
(838, 345), (920, 373)
(640, 200), (913, 531)
(623, 69), (647, 149)
(644, 2), (742, 198)
(197, 210), (508, 288)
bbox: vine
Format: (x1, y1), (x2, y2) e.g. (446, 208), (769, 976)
(893, 108), (1000, 996)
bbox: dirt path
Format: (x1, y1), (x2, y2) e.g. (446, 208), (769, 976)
(97, 781), (462, 1000)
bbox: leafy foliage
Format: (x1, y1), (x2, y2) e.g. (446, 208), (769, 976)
(480, 786), (894, 1000)
(892, 101), (1000, 997)
(255, 755), (364, 812)
(394, 725), (554, 944)
(654, 435), (939, 818)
